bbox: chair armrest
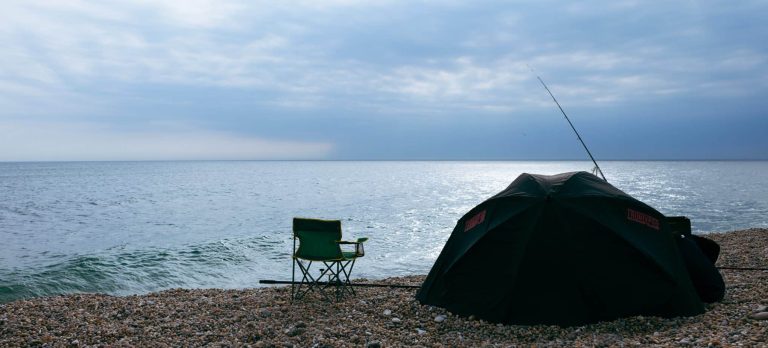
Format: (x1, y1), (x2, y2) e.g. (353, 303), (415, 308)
(337, 237), (367, 245)
(337, 238), (367, 257)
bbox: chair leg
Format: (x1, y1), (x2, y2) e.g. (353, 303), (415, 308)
(296, 260), (339, 302)
(292, 236), (297, 301)
(315, 265), (336, 302)
(342, 259), (356, 297)
(294, 260), (327, 301)
(294, 260), (316, 300)
(336, 261), (343, 301)
(294, 259), (307, 300)
(320, 260), (357, 301)
(291, 257), (296, 301)
(338, 260), (356, 298)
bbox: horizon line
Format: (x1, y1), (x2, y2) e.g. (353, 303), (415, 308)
(2, 158), (767, 163)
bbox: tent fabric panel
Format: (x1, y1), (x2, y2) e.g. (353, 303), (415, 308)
(556, 196), (693, 285)
(416, 197), (541, 303)
(430, 206), (544, 318)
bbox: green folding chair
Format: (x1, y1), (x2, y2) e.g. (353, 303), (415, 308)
(292, 217), (368, 301)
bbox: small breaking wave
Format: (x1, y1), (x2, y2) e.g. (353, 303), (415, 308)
(0, 236), (290, 303)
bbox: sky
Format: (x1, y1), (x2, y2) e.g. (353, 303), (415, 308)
(1, 0), (767, 161)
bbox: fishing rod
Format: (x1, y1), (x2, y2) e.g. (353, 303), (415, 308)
(533, 72), (607, 181)
(259, 279), (421, 289)
(717, 266), (768, 271)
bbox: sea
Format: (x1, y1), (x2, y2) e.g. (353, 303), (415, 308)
(1, 161), (767, 303)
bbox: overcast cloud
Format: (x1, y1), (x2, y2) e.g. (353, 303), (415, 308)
(1, 0), (766, 160)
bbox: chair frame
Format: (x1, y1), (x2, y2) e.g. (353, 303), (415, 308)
(291, 218), (366, 301)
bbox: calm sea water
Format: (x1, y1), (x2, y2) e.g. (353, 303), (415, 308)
(1, 161), (766, 302)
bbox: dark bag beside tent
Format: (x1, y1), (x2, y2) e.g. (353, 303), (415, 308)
(666, 216), (725, 302)
(668, 215), (722, 263)
(676, 235), (725, 303)
(416, 172), (704, 326)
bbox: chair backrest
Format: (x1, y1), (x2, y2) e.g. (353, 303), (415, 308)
(293, 218), (343, 261)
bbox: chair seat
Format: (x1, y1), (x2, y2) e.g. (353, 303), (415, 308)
(341, 251), (358, 259)
(294, 250), (360, 262)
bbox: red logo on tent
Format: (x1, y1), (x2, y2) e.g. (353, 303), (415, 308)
(464, 210), (486, 232)
(627, 208), (660, 230)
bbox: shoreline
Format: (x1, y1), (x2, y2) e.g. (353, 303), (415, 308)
(2, 228), (766, 347)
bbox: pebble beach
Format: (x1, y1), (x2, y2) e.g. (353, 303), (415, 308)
(1, 228), (766, 347)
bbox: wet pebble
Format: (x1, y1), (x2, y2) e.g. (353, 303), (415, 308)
(285, 326), (304, 337)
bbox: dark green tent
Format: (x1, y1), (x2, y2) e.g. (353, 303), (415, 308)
(416, 171), (704, 326)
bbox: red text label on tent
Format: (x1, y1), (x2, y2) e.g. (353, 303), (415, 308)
(627, 208), (660, 230)
(464, 210), (486, 232)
